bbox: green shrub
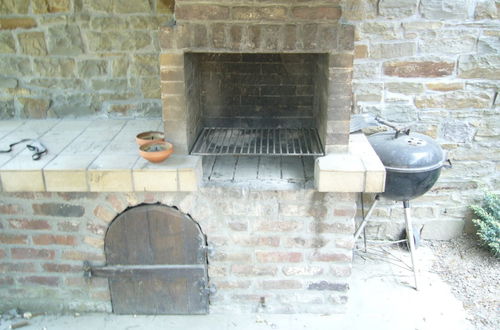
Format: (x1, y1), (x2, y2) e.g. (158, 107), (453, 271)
(470, 192), (500, 257)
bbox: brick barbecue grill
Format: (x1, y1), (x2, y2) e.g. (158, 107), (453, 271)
(160, 0), (355, 157)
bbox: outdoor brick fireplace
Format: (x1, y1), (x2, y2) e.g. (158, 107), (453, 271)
(160, 0), (355, 156)
(0, 0), (386, 316)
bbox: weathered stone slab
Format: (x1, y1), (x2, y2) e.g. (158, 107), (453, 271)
(385, 82), (424, 94)
(474, 0), (498, 19)
(18, 98), (50, 119)
(419, 30), (476, 54)
(420, 0), (469, 20)
(0, 57), (32, 77)
(384, 60), (454, 77)
(77, 59), (108, 78)
(0, 78), (17, 88)
(32, 0), (70, 14)
(458, 55), (500, 79)
(0, 0), (30, 14)
(86, 31), (152, 52)
(341, 0), (378, 20)
(379, 0), (418, 18)
(353, 83), (383, 102)
(18, 32), (47, 56)
(370, 42), (416, 59)
(47, 25), (84, 55)
(415, 91), (492, 109)
(114, 0), (151, 13)
(33, 58), (76, 78)
(0, 32), (15, 53)
(0, 18), (36, 30)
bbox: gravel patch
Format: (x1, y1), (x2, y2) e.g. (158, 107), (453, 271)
(428, 234), (499, 330)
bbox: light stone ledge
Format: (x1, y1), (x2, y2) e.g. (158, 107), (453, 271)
(315, 132), (386, 193)
(0, 120), (383, 193)
(0, 119), (201, 193)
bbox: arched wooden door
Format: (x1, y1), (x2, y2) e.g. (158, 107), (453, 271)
(87, 204), (209, 315)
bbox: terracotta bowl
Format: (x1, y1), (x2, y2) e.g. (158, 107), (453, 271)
(136, 131), (165, 146)
(139, 141), (174, 163)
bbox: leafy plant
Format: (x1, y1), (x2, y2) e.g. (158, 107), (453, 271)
(470, 192), (500, 257)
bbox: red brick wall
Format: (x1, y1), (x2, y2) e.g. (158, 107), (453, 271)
(0, 190), (356, 314)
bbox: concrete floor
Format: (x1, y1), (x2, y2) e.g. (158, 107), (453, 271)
(19, 245), (473, 330)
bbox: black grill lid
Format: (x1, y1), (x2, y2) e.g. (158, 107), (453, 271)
(368, 132), (445, 173)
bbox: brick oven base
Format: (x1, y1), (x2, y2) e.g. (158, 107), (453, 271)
(0, 189), (355, 314)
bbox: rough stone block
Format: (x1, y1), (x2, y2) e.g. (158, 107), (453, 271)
(32, 0), (70, 13)
(18, 98), (50, 118)
(415, 91), (492, 109)
(419, 30), (476, 55)
(370, 42), (416, 59)
(425, 82), (463, 92)
(86, 31), (152, 52)
(114, 0), (150, 13)
(78, 59), (108, 78)
(292, 6), (342, 20)
(48, 25), (84, 55)
(353, 82), (383, 102)
(354, 44), (368, 59)
(359, 22), (399, 40)
(420, 0), (469, 20)
(458, 55), (500, 79)
(232, 6), (287, 21)
(160, 53), (184, 67)
(341, 0), (378, 20)
(0, 32), (16, 53)
(34, 58), (75, 77)
(379, 0), (418, 17)
(353, 62), (380, 79)
(384, 60), (454, 77)
(0, 0), (30, 14)
(18, 32), (47, 56)
(474, 0), (498, 19)
(176, 5), (230, 20)
(0, 18), (36, 30)
(329, 53), (354, 68)
(385, 82), (424, 94)
(157, 0), (175, 14)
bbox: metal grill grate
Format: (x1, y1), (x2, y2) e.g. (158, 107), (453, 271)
(190, 127), (324, 156)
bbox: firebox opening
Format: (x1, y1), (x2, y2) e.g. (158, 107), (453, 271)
(184, 52), (329, 157)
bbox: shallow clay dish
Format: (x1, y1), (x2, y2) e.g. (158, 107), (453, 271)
(136, 131), (165, 146)
(139, 141), (174, 163)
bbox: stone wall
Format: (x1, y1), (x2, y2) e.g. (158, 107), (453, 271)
(0, 0), (174, 119)
(344, 0), (499, 239)
(0, 190), (355, 314)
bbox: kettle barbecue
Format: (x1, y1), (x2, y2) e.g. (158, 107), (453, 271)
(354, 117), (451, 290)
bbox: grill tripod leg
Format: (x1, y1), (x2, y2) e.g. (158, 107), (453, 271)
(354, 195), (379, 241)
(403, 200), (418, 290)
